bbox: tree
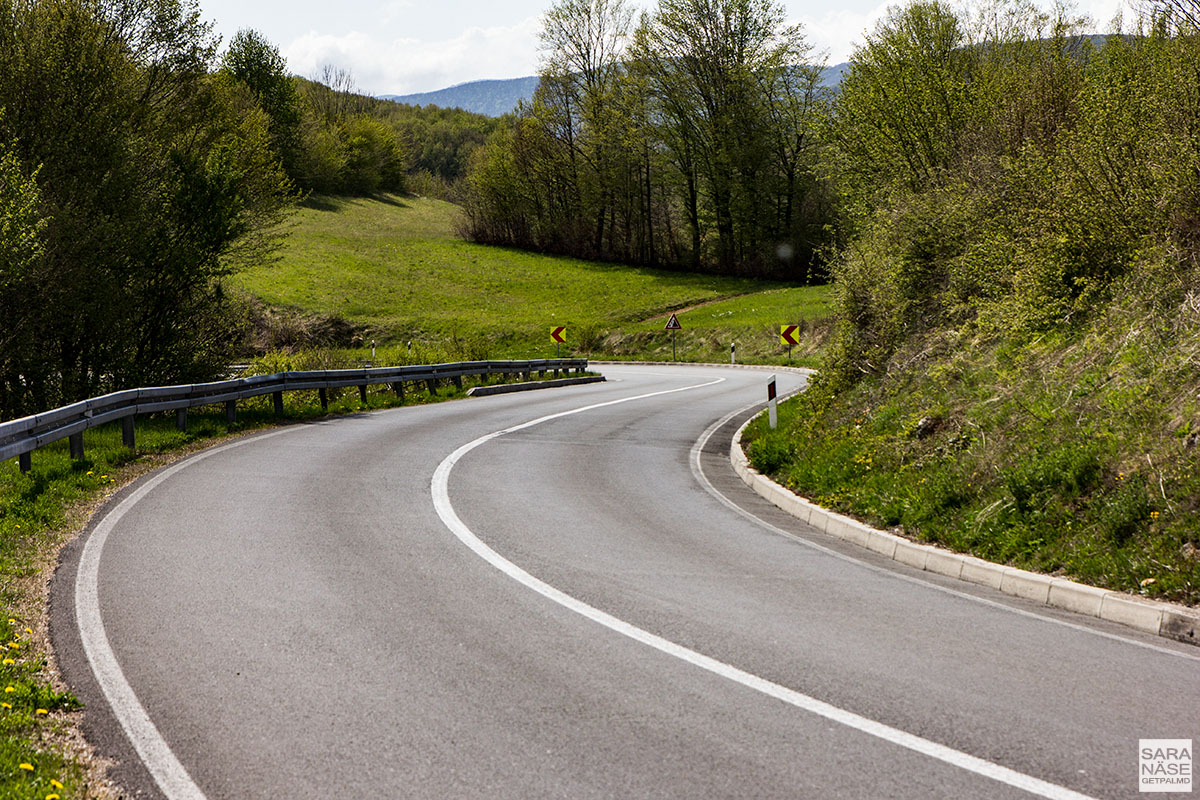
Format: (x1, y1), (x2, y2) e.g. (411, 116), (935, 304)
(0, 0), (292, 417)
(222, 28), (303, 180)
(634, 0), (820, 272)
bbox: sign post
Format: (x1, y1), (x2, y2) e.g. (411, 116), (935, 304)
(780, 325), (799, 360)
(767, 374), (778, 429)
(665, 313), (682, 361)
(551, 326), (566, 358)
(731, 342), (736, 364)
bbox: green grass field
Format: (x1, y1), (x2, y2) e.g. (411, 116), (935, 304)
(236, 194), (831, 364)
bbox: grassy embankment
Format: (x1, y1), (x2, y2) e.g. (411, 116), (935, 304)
(743, 296), (1200, 608)
(236, 194), (831, 364)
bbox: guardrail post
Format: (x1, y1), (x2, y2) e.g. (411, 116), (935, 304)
(272, 391), (283, 416)
(69, 433), (84, 461)
(391, 382), (404, 401)
(452, 375), (462, 391)
(358, 384), (368, 405)
(426, 379), (437, 396)
(18, 452), (30, 474)
(225, 400), (237, 424)
(318, 388), (328, 411)
(122, 417), (135, 449)
(176, 409), (187, 432)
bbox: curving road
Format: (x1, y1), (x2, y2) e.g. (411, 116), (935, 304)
(52, 364), (1198, 799)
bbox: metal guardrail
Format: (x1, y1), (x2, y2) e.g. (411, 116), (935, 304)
(1, 358), (589, 472)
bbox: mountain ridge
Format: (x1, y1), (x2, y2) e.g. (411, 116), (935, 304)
(379, 64), (849, 117)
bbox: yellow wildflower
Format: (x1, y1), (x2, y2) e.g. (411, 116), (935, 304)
(35, 708), (47, 715)
(5, 686), (14, 693)
(18, 762), (33, 771)
(3, 658), (14, 665)
(1, 702), (11, 709)
(8, 642), (19, 649)
(50, 780), (62, 789)
(23, 628), (31, 635)
(46, 794), (60, 800)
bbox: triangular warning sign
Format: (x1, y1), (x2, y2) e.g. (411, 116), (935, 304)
(665, 313), (682, 331)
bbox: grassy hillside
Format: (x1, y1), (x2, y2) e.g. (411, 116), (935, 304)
(744, 301), (1200, 606)
(235, 194), (831, 364)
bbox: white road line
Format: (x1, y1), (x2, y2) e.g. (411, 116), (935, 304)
(431, 376), (1098, 800)
(75, 427), (297, 800)
(689, 400), (1200, 663)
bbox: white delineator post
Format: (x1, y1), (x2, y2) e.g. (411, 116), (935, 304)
(768, 374), (778, 429)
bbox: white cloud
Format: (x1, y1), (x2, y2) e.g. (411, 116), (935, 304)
(283, 16), (543, 96)
(797, 5), (892, 63)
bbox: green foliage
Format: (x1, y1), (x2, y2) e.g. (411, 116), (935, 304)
(338, 116), (406, 195)
(462, 0), (835, 278)
(0, 0), (293, 419)
(221, 28), (303, 177)
(830, 1), (977, 203)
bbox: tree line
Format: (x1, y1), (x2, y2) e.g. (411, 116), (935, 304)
(463, 0), (834, 280)
(0, 0), (498, 420)
(223, 33), (503, 198)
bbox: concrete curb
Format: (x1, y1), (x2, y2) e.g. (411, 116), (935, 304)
(467, 375), (606, 397)
(590, 360), (814, 375)
(730, 416), (1200, 647)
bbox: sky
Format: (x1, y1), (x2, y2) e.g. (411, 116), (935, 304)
(194, 0), (1131, 96)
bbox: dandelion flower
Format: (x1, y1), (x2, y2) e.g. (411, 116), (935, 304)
(1, 702), (11, 709)
(46, 794), (60, 800)
(35, 708), (47, 715)
(50, 779), (62, 789)
(23, 628), (31, 635)
(18, 762), (33, 771)
(5, 686), (14, 693)
(3, 658), (14, 665)
(6, 619), (13, 624)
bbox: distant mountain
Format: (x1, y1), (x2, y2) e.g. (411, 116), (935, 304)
(380, 64), (850, 117)
(379, 76), (541, 117)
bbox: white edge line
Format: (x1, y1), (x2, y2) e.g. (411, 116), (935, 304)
(74, 427), (298, 800)
(690, 402), (1200, 663)
(430, 376), (1098, 800)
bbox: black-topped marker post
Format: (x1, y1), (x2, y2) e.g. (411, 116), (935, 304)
(768, 374), (778, 429)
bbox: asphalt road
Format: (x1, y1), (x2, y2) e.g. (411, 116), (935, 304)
(52, 364), (1199, 799)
